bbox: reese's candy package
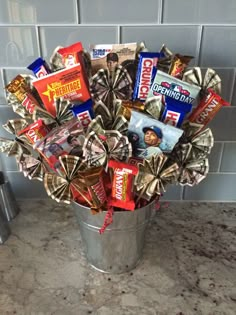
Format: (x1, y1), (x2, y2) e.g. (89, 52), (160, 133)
(27, 57), (51, 78)
(133, 52), (163, 101)
(148, 70), (200, 105)
(188, 88), (230, 129)
(32, 64), (91, 117)
(108, 160), (138, 211)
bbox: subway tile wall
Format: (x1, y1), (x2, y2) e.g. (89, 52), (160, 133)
(0, 0), (235, 201)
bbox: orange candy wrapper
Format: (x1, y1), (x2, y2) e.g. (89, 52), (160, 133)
(32, 63), (91, 117)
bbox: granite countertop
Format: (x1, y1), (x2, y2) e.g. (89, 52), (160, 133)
(0, 200), (236, 315)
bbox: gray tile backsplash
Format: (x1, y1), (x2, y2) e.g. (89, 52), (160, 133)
(39, 26), (118, 60)
(121, 26), (200, 60)
(0, 0), (77, 24)
(220, 143), (236, 172)
(0, 0), (235, 201)
(200, 26), (236, 67)
(80, 0), (160, 24)
(162, 0), (236, 24)
(0, 26), (39, 67)
(208, 142), (223, 173)
(5, 172), (48, 199)
(183, 174), (236, 201)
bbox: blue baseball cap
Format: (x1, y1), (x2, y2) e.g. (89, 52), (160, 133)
(143, 126), (163, 139)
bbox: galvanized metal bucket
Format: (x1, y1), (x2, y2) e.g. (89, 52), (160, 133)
(72, 201), (155, 274)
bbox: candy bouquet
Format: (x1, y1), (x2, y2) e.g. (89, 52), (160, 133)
(0, 42), (230, 233)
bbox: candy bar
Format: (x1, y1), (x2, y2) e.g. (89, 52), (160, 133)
(58, 42), (83, 67)
(161, 96), (192, 127)
(27, 57), (51, 78)
(169, 54), (193, 79)
(133, 52), (163, 101)
(108, 160), (138, 211)
(18, 119), (50, 145)
(71, 99), (94, 131)
(6, 75), (42, 116)
(188, 89), (229, 128)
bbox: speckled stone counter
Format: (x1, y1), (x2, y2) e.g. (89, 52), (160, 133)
(0, 200), (236, 315)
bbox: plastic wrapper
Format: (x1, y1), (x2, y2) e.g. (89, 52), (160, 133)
(128, 110), (183, 158)
(134, 154), (179, 200)
(169, 54), (193, 79)
(18, 119), (50, 145)
(71, 99), (94, 131)
(27, 57), (51, 78)
(108, 160), (138, 211)
(6, 75), (43, 119)
(187, 89), (229, 129)
(83, 130), (132, 168)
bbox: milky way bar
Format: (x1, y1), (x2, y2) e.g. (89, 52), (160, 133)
(133, 52), (163, 101)
(148, 70), (200, 104)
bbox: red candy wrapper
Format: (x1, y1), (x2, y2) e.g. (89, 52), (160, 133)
(188, 88), (230, 128)
(58, 42), (83, 67)
(32, 64), (91, 117)
(108, 160), (138, 211)
(18, 119), (50, 145)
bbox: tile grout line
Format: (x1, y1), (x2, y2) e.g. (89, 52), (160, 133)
(117, 25), (121, 44)
(76, 0), (81, 24)
(217, 142), (225, 173)
(229, 67), (236, 103)
(35, 25), (42, 56)
(196, 24), (203, 65)
(158, 0), (163, 24)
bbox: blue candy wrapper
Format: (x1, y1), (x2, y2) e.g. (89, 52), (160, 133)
(133, 52), (163, 101)
(27, 57), (51, 78)
(71, 99), (94, 130)
(161, 96), (193, 127)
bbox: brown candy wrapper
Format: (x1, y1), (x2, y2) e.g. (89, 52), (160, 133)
(77, 166), (107, 213)
(134, 154), (179, 201)
(90, 66), (133, 109)
(182, 67), (221, 97)
(169, 54), (193, 79)
(5, 75), (42, 119)
(83, 130), (132, 169)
